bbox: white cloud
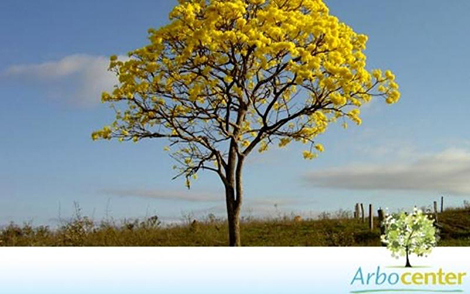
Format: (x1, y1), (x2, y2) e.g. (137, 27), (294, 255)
(100, 188), (314, 219)
(303, 148), (470, 195)
(2, 54), (119, 107)
(101, 188), (311, 205)
(100, 189), (222, 203)
(179, 196), (315, 219)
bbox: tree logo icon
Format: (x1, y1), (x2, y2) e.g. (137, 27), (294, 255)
(381, 208), (439, 268)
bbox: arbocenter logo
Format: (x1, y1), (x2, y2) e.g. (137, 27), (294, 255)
(350, 266), (467, 293)
(349, 209), (466, 293)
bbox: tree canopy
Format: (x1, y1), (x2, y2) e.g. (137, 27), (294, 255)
(93, 0), (399, 187)
(93, 0), (400, 245)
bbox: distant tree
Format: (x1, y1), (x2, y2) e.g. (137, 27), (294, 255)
(381, 209), (438, 267)
(93, 0), (400, 246)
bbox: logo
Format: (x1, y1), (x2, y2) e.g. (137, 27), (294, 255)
(381, 208), (438, 268)
(349, 209), (466, 293)
(350, 266), (467, 293)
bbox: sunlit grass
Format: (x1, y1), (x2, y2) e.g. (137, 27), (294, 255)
(1, 206), (469, 246)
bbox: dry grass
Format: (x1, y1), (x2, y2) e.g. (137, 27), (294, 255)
(1, 206), (469, 246)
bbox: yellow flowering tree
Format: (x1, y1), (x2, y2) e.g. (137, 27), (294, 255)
(93, 0), (400, 246)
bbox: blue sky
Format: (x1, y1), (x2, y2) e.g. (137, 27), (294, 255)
(1, 0), (470, 226)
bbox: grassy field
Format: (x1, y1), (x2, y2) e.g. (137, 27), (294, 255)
(1, 206), (469, 246)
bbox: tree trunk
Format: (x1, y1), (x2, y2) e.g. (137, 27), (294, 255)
(223, 134), (245, 246)
(225, 185), (240, 246)
(224, 149), (244, 246)
(228, 207), (241, 246)
(405, 247), (412, 268)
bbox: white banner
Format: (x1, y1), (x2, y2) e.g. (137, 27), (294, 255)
(0, 247), (468, 293)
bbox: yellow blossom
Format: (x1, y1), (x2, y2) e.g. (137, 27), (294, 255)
(315, 144), (325, 152)
(94, 0), (400, 185)
(303, 150), (317, 160)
